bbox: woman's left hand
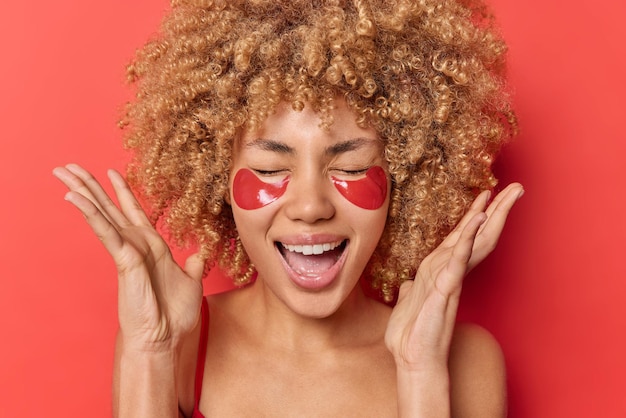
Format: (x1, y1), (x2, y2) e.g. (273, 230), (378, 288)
(385, 183), (524, 372)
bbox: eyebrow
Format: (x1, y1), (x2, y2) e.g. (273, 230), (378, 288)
(245, 138), (295, 154)
(245, 137), (377, 156)
(324, 137), (377, 156)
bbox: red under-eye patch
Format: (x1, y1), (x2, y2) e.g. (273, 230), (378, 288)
(331, 166), (387, 210)
(232, 168), (290, 210)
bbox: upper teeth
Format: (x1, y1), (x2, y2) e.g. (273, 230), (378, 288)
(282, 240), (343, 255)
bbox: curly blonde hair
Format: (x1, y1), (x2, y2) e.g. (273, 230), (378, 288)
(122, 0), (516, 301)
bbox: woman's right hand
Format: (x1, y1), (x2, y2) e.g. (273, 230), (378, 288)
(53, 164), (205, 352)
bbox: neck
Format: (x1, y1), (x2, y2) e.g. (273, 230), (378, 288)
(226, 278), (389, 353)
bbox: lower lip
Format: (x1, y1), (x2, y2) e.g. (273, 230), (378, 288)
(276, 242), (349, 290)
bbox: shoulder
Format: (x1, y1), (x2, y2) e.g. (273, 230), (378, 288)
(448, 323), (507, 418)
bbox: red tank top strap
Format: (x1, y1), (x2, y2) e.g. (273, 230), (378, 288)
(191, 297), (209, 418)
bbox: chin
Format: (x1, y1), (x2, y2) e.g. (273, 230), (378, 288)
(259, 266), (363, 320)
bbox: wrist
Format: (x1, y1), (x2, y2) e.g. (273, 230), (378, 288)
(118, 329), (183, 355)
(393, 350), (449, 374)
(117, 342), (179, 383)
(115, 346), (180, 417)
(396, 363), (449, 388)
(396, 365), (451, 418)
(120, 345), (178, 364)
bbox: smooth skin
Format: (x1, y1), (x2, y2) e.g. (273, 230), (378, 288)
(53, 104), (523, 417)
(227, 100), (391, 321)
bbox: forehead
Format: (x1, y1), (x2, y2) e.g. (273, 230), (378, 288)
(238, 100), (379, 147)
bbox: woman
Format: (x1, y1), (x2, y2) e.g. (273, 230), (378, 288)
(54, 0), (523, 416)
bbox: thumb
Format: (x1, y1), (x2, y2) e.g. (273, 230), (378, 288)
(396, 279), (413, 303)
(184, 253), (206, 282)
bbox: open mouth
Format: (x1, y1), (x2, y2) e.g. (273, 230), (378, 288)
(276, 239), (348, 279)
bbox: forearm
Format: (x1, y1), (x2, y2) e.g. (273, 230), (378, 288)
(113, 332), (181, 418)
(396, 366), (451, 418)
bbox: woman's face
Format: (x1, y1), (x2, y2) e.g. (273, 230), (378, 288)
(229, 99), (390, 318)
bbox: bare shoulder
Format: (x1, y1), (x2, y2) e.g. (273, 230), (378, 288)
(448, 323), (507, 418)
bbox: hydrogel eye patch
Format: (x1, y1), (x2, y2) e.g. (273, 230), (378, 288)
(232, 169), (290, 210)
(232, 166), (387, 210)
(331, 166), (387, 210)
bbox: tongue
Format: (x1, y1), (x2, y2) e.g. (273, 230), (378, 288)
(283, 248), (341, 277)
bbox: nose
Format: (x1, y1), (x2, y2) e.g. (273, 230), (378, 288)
(283, 172), (335, 224)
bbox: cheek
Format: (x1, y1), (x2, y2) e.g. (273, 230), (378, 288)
(232, 168), (290, 210)
(331, 166), (388, 210)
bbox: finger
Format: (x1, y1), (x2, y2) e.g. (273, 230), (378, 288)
(63, 189), (125, 256)
(440, 212), (487, 292)
(396, 279), (414, 304)
(65, 164), (129, 227)
(54, 166), (114, 227)
(440, 190), (491, 248)
(184, 253), (207, 283)
(473, 183), (524, 256)
(52, 164), (128, 228)
(462, 189), (491, 227)
(484, 183), (524, 221)
(107, 169), (152, 227)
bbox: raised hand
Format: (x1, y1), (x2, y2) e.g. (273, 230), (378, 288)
(53, 164), (205, 352)
(385, 183), (524, 371)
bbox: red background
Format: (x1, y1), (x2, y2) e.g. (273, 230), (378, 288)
(1, 0), (625, 416)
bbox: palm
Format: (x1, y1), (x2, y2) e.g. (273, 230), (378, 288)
(115, 225), (202, 345)
(385, 184), (523, 370)
(54, 164), (204, 349)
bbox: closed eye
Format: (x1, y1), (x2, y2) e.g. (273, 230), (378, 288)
(332, 167), (370, 176)
(342, 168), (368, 175)
(252, 169), (289, 177)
